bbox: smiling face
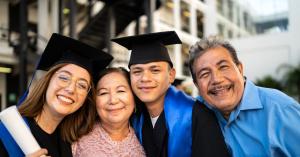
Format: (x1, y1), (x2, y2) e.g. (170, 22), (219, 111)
(45, 64), (91, 119)
(193, 46), (245, 116)
(96, 72), (135, 127)
(130, 61), (175, 106)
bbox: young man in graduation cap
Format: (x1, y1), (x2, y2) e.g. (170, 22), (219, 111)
(112, 31), (229, 157)
(0, 33), (112, 157)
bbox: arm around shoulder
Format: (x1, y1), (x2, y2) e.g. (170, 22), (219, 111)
(192, 101), (230, 157)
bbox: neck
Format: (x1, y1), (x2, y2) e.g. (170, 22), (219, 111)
(222, 111), (231, 121)
(145, 101), (164, 118)
(101, 121), (130, 141)
(35, 106), (64, 134)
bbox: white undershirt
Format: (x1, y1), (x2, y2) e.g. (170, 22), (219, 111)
(150, 115), (160, 128)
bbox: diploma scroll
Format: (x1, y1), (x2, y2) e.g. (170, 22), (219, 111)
(0, 105), (41, 155)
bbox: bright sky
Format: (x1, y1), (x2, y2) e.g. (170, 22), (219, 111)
(247, 0), (288, 16)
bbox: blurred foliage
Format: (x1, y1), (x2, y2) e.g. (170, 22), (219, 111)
(255, 75), (283, 91)
(278, 63), (300, 102)
(256, 63), (300, 102)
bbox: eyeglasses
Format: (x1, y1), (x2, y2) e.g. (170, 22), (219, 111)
(54, 71), (91, 94)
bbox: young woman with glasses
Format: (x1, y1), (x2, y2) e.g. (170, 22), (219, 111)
(0, 34), (112, 157)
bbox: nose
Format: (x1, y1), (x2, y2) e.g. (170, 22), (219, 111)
(140, 71), (151, 82)
(211, 70), (223, 85)
(64, 81), (76, 94)
(109, 93), (119, 105)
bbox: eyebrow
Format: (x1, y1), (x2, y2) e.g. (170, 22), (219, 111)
(117, 84), (128, 89)
(197, 67), (210, 76)
(57, 70), (90, 83)
(150, 65), (161, 69)
(97, 84), (128, 91)
(216, 60), (228, 66)
(97, 88), (107, 92)
(131, 66), (143, 71)
(196, 60), (228, 76)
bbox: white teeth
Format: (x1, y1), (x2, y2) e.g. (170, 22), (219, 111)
(58, 95), (74, 104)
(211, 85), (231, 95)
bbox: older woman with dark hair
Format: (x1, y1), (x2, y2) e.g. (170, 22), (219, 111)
(0, 33), (112, 157)
(72, 67), (145, 157)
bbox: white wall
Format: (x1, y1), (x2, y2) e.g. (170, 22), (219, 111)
(230, 33), (292, 81)
(229, 0), (300, 82)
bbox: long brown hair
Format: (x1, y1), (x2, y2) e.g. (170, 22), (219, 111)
(18, 63), (97, 143)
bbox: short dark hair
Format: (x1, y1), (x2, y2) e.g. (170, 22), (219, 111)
(189, 36), (240, 81)
(96, 67), (130, 86)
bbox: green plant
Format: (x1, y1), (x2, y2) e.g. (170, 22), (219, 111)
(255, 75), (283, 91)
(278, 63), (300, 102)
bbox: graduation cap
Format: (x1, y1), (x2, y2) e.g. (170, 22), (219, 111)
(37, 33), (113, 74)
(111, 31), (182, 68)
(17, 33), (113, 106)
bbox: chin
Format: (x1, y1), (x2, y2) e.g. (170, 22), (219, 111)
(56, 108), (77, 116)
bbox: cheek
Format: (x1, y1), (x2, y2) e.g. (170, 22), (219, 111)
(130, 76), (139, 84)
(196, 80), (207, 92)
(45, 81), (57, 101)
(122, 95), (135, 111)
(123, 94), (134, 104)
(96, 98), (106, 110)
(77, 94), (88, 105)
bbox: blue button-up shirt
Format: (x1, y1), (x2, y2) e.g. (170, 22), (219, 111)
(197, 80), (300, 157)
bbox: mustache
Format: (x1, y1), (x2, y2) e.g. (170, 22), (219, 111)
(208, 84), (232, 94)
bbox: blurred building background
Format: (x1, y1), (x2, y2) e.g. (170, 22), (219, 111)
(0, 0), (299, 109)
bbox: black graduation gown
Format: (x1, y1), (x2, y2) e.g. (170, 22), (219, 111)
(192, 100), (230, 157)
(142, 111), (168, 157)
(0, 139), (8, 156)
(0, 118), (72, 157)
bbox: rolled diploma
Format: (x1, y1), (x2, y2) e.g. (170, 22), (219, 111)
(0, 105), (41, 155)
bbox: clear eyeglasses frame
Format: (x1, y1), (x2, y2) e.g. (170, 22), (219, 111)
(54, 71), (91, 94)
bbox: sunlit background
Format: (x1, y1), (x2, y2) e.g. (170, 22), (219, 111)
(0, 0), (299, 109)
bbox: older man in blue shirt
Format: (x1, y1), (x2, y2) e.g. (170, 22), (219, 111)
(189, 36), (300, 157)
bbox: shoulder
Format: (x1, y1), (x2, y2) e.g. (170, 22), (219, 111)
(166, 86), (195, 106)
(72, 123), (102, 156)
(256, 86), (299, 108)
(192, 100), (219, 127)
(73, 123), (101, 145)
(251, 86), (300, 124)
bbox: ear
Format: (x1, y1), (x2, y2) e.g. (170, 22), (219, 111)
(169, 68), (176, 84)
(193, 78), (200, 92)
(237, 62), (244, 76)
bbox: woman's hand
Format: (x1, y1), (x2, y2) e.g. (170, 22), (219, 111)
(25, 148), (49, 157)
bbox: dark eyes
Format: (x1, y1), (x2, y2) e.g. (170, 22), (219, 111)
(131, 69), (160, 75)
(151, 69), (160, 73)
(97, 89), (126, 96)
(132, 70), (142, 75)
(220, 65), (229, 70)
(199, 72), (209, 79)
(117, 90), (126, 93)
(58, 75), (69, 82)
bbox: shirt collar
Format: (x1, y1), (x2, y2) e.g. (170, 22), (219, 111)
(239, 79), (263, 111)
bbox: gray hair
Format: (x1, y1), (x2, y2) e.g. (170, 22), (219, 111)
(188, 36), (240, 81)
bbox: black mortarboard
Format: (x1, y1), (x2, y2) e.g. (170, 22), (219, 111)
(37, 33), (113, 74)
(111, 31), (182, 68)
(172, 78), (185, 86)
(17, 33), (112, 106)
